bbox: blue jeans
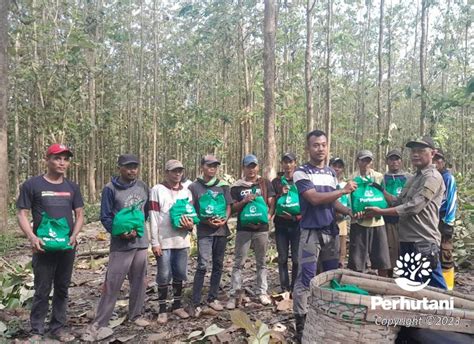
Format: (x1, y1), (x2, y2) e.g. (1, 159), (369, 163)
(399, 242), (447, 290)
(156, 248), (189, 286)
(275, 223), (300, 291)
(192, 236), (227, 306)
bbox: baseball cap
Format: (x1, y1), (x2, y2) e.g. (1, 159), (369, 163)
(406, 136), (435, 149)
(386, 149), (402, 159)
(356, 150), (374, 160)
(329, 157), (345, 166)
(434, 148), (445, 160)
(118, 154), (140, 166)
(46, 144), (73, 157)
(242, 154), (258, 166)
(281, 152), (297, 161)
(201, 154), (221, 165)
(165, 159), (184, 171)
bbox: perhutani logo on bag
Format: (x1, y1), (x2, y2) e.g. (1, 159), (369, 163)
(396, 187), (403, 195)
(205, 205), (214, 214)
(364, 189), (374, 197)
(370, 252), (454, 311)
(185, 204), (194, 213)
(48, 228), (57, 238)
(249, 205), (257, 214)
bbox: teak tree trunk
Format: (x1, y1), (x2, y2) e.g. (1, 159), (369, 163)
(263, 0), (277, 180)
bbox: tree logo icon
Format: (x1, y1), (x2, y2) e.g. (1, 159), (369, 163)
(394, 252), (432, 292)
(48, 227), (57, 238)
(364, 189), (374, 197)
(249, 205), (257, 214)
(185, 204), (194, 213)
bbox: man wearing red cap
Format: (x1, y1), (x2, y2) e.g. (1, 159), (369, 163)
(16, 144), (84, 342)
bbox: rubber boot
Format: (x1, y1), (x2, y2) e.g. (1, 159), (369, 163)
(442, 268), (454, 291)
(294, 313), (306, 343)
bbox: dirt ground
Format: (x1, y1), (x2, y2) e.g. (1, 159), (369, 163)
(2, 222), (473, 343)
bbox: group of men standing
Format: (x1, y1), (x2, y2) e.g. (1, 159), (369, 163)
(16, 131), (457, 342)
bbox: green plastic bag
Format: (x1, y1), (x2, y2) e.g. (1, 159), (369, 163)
(351, 176), (388, 213)
(198, 190), (227, 219)
(170, 198), (200, 229)
(240, 187), (269, 226)
(112, 201), (145, 237)
(328, 279), (369, 295)
(36, 212), (73, 251)
(384, 177), (406, 197)
(276, 177), (300, 216)
(336, 183), (350, 208)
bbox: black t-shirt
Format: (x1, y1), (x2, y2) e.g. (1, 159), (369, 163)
(16, 175), (84, 234)
(188, 180), (233, 237)
(230, 178), (275, 232)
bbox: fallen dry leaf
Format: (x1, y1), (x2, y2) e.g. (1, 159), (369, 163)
(272, 323), (287, 332)
(276, 299), (293, 312)
(117, 334), (136, 342)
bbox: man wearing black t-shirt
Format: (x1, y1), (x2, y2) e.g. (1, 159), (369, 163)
(17, 144), (84, 342)
(226, 154), (276, 309)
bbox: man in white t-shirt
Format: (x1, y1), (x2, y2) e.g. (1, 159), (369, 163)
(150, 160), (194, 324)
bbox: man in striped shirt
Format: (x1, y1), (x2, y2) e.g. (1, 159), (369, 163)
(292, 130), (356, 343)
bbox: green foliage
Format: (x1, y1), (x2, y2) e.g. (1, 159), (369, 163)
(0, 260), (34, 311)
(453, 173), (474, 268)
(84, 203), (100, 224)
(0, 230), (21, 256)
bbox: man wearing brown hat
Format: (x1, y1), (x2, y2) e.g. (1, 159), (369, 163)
(17, 144), (84, 342)
(366, 136), (447, 289)
(150, 159), (195, 324)
(85, 154), (150, 340)
(382, 149), (411, 277)
(348, 149), (391, 277)
(433, 148), (458, 290)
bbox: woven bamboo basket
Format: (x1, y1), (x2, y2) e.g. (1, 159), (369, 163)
(302, 269), (474, 344)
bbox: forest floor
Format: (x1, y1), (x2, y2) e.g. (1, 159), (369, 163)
(2, 221), (474, 343)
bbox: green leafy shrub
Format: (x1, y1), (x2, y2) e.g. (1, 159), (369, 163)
(0, 260), (34, 310)
(84, 203), (101, 224)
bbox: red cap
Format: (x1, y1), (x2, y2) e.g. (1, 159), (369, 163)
(46, 143), (73, 157)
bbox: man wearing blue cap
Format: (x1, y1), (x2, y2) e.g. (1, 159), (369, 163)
(226, 154), (275, 309)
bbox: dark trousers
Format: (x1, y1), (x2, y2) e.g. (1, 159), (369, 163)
(30, 250), (75, 334)
(275, 223), (300, 292)
(192, 236), (227, 306)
